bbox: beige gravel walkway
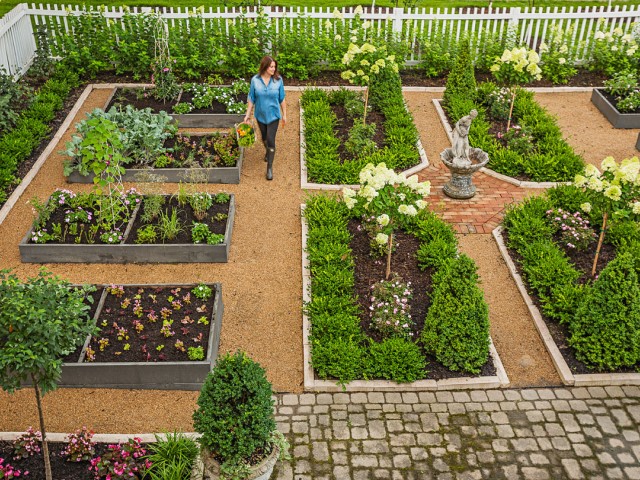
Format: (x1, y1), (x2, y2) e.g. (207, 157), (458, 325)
(0, 87), (634, 432)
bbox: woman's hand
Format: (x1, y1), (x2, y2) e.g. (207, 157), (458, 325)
(243, 114), (251, 124)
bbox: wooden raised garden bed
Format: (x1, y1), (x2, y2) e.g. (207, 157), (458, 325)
(56, 283), (223, 390)
(19, 194), (235, 263)
(65, 133), (244, 185)
(105, 86), (246, 128)
(591, 88), (640, 129)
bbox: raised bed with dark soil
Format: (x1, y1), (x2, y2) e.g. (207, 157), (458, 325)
(0, 441), (111, 480)
(105, 87), (245, 128)
(57, 283), (223, 390)
(333, 105), (387, 161)
(344, 217), (496, 381)
(65, 133), (244, 184)
(591, 88), (640, 129)
(502, 230), (639, 375)
(19, 194), (235, 264)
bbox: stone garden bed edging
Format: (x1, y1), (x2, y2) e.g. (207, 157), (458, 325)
(493, 225), (640, 387)
(301, 205), (510, 392)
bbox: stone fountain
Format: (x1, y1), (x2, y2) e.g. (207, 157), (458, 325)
(440, 109), (490, 199)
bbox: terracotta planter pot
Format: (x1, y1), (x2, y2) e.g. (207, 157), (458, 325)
(201, 444), (280, 480)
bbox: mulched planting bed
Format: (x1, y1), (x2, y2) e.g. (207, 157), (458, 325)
(126, 196), (229, 245)
(106, 87), (178, 112)
(178, 91), (248, 114)
(85, 284), (215, 363)
(348, 218), (496, 380)
(154, 133), (239, 168)
(0, 441), (111, 480)
(333, 104), (386, 161)
(502, 231), (638, 375)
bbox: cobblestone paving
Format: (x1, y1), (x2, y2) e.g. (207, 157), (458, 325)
(272, 386), (640, 480)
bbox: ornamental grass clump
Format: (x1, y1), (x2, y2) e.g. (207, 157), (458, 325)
(342, 162), (431, 279)
(573, 156), (640, 275)
(193, 350), (289, 479)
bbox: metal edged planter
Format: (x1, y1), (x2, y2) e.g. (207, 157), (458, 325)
(56, 283), (224, 390)
(65, 140), (244, 185)
(591, 88), (640, 129)
(105, 85), (245, 128)
(18, 194), (236, 264)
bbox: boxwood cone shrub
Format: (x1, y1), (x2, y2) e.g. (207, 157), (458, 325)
(442, 37), (477, 109)
(569, 253), (640, 370)
(192, 350), (278, 475)
(421, 255), (490, 374)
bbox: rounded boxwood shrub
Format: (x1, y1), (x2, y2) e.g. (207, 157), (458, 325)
(192, 351), (276, 467)
(311, 337), (365, 384)
(421, 255), (490, 374)
(365, 338), (427, 383)
(569, 253), (640, 370)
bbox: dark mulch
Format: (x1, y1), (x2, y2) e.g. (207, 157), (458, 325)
(157, 133), (239, 168)
(106, 87), (178, 112)
(86, 285), (215, 363)
(597, 88), (640, 115)
(0, 441), (110, 480)
(502, 231), (639, 375)
(125, 196), (229, 245)
(332, 103), (387, 161)
(178, 91), (248, 114)
(348, 218), (496, 380)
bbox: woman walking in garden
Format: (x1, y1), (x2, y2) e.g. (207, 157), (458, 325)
(243, 55), (287, 181)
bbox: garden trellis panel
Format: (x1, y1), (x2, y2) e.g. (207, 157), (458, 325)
(0, 3), (36, 76)
(2, 3), (639, 76)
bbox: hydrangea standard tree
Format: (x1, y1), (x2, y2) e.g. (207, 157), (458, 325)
(574, 156), (640, 275)
(341, 42), (398, 126)
(343, 163), (431, 279)
(0, 269), (96, 480)
(490, 46), (542, 131)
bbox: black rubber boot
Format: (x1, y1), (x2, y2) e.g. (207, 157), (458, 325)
(266, 147), (275, 180)
(263, 140), (268, 162)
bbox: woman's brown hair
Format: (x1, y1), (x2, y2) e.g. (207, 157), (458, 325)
(258, 55), (281, 80)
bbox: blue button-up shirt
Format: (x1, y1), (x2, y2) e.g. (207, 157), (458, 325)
(248, 74), (285, 124)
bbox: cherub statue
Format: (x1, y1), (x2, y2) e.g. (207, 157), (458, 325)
(451, 109), (478, 164)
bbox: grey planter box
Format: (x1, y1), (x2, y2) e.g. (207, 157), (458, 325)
(66, 147), (244, 185)
(591, 88), (640, 129)
(106, 87), (245, 128)
(56, 283), (223, 390)
(19, 194), (235, 263)
(636, 132), (640, 151)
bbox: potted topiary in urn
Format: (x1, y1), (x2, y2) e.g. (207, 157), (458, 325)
(193, 350), (290, 480)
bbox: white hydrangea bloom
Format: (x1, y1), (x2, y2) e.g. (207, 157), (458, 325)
(375, 232), (389, 245)
(574, 174), (587, 187)
(354, 5), (364, 15)
(581, 202), (592, 213)
(594, 31), (605, 40)
(584, 164), (601, 178)
(604, 185), (622, 201)
(377, 214), (390, 226)
(416, 199), (428, 210)
(632, 201), (640, 215)
(587, 176), (604, 192)
(343, 187), (356, 198)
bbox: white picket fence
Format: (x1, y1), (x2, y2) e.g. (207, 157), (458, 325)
(0, 4), (35, 76)
(2, 2), (640, 77)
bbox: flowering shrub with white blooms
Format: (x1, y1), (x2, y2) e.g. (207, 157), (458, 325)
(343, 162), (431, 278)
(490, 46), (542, 85)
(590, 20), (639, 77)
(574, 156), (640, 274)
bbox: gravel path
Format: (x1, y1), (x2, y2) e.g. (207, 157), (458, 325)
(0, 87), (634, 432)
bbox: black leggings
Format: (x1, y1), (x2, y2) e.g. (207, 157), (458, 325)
(257, 119), (280, 149)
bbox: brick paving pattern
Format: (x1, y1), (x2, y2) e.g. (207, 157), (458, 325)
(417, 165), (535, 235)
(272, 387), (640, 480)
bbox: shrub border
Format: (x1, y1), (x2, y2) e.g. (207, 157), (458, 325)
(433, 86), (592, 187)
(301, 204), (509, 392)
(299, 86), (429, 191)
(493, 225), (640, 387)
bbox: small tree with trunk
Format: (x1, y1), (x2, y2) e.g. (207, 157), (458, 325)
(343, 163), (431, 280)
(574, 156), (640, 276)
(0, 269), (96, 480)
